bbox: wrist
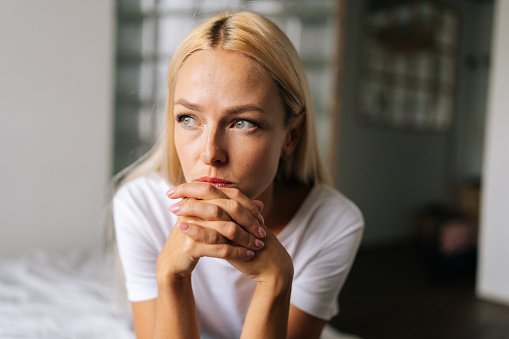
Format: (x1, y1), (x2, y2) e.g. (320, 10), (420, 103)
(157, 270), (193, 289)
(257, 274), (293, 297)
(256, 257), (294, 295)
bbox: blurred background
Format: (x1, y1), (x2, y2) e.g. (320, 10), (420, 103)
(1, 0), (508, 338)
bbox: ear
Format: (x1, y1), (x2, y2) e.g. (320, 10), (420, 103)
(281, 115), (305, 159)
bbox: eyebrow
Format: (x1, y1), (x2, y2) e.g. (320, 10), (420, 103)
(174, 98), (266, 115)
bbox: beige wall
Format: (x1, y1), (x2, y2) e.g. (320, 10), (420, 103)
(476, 0), (509, 306)
(0, 0), (115, 257)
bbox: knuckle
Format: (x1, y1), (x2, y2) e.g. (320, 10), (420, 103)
(180, 183), (191, 193)
(220, 244), (231, 258)
(225, 222), (238, 239)
(210, 205), (224, 219)
(207, 231), (220, 244)
(204, 183), (216, 195)
(229, 199), (242, 213)
(246, 235), (256, 247)
(182, 237), (196, 253)
(230, 188), (242, 199)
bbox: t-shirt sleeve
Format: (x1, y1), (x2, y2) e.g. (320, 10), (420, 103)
(290, 197), (364, 320)
(113, 185), (160, 302)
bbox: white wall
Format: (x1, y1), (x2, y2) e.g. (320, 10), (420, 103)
(0, 0), (115, 257)
(476, 0), (509, 306)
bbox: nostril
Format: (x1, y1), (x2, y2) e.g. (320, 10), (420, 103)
(201, 145), (227, 165)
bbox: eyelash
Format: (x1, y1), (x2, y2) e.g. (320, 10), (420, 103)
(175, 113), (192, 123)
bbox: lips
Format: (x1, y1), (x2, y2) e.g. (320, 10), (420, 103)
(195, 177), (235, 188)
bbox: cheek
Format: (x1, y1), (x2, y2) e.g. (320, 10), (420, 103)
(174, 131), (195, 176)
(241, 139), (282, 176)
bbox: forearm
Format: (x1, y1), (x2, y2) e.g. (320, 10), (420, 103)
(241, 278), (293, 339)
(154, 276), (200, 339)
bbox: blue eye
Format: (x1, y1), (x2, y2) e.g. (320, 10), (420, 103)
(234, 119), (257, 130)
(177, 115), (196, 127)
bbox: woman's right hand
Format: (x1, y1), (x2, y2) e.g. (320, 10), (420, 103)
(156, 183), (266, 284)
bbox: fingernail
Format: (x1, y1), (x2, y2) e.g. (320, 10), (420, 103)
(257, 213), (265, 225)
(168, 204), (180, 213)
(177, 222), (189, 231)
(258, 226), (266, 238)
(255, 239), (264, 249)
(247, 250), (255, 258)
(166, 188), (175, 197)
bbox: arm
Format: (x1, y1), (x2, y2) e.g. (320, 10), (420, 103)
(169, 184), (295, 339)
(154, 275), (199, 339)
(235, 233), (326, 339)
(142, 184), (266, 339)
(128, 227), (202, 339)
(240, 191), (363, 339)
(129, 281), (327, 339)
(129, 277), (200, 339)
(226, 224), (295, 339)
(131, 300), (156, 339)
(120, 185), (264, 338)
(287, 305), (326, 339)
(151, 219), (259, 339)
(241, 279), (292, 339)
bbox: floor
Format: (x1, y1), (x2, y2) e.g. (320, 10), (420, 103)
(329, 244), (509, 339)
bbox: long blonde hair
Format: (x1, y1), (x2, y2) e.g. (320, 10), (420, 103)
(117, 11), (330, 187)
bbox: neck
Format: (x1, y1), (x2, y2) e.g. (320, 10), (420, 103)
(256, 180), (312, 235)
(255, 181), (276, 225)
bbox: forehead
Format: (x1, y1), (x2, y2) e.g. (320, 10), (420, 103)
(174, 49), (277, 104)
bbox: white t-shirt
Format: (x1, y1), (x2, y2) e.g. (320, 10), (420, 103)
(113, 173), (363, 339)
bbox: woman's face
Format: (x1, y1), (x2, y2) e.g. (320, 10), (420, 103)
(173, 49), (290, 200)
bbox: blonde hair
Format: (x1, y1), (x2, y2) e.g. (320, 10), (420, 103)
(117, 11), (330, 187)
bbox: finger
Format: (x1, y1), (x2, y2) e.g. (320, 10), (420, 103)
(205, 243), (255, 261)
(169, 199), (229, 221)
(179, 219), (264, 251)
(177, 223), (255, 261)
(215, 187), (264, 222)
(167, 183), (228, 200)
(253, 200), (264, 213)
(167, 183), (264, 225)
(177, 221), (227, 245)
(170, 198), (265, 239)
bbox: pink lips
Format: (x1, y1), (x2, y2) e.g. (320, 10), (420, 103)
(196, 177), (235, 188)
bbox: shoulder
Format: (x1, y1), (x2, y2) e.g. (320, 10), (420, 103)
(113, 173), (173, 302)
(113, 172), (176, 233)
(114, 172), (174, 214)
(309, 184), (363, 229)
(114, 172), (171, 203)
(287, 184), (363, 320)
(290, 184), (364, 250)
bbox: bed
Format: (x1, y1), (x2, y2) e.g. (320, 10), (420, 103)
(0, 249), (358, 339)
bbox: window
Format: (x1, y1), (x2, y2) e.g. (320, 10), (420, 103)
(358, 1), (459, 132)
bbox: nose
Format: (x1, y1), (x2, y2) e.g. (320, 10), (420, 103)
(200, 127), (227, 165)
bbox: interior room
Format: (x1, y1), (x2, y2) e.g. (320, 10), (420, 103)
(1, 0), (508, 338)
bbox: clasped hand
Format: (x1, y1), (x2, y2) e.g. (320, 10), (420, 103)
(155, 183), (294, 285)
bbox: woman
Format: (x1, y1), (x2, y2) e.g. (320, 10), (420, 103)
(114, 11), (363, 339)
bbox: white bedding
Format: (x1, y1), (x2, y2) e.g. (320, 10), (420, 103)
(0, 250), (358, 339)
(0, 249), (133, 339)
